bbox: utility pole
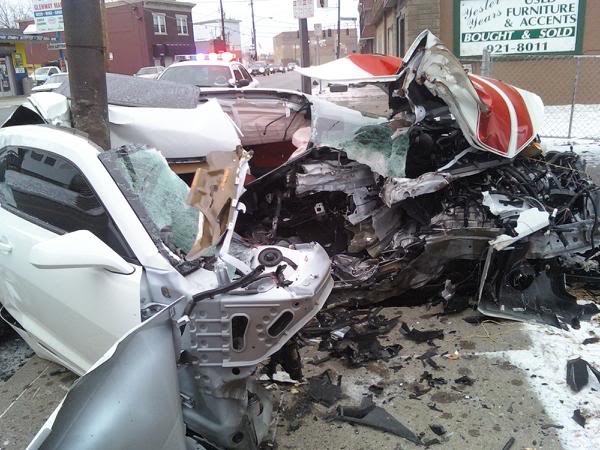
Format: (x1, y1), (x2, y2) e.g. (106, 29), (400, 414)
(62, 0), (110, 150)
(250, 0), (257, 60)
(336, 0), (341, 59)
(299, 18), (311, 94)
(219, 0), (226, 42)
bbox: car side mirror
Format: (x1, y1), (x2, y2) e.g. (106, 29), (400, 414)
(329, 84), (349, 93)
(29, 230), (134, 275)
(236, 79), (251, 88)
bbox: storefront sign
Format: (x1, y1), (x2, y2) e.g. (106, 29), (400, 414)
(456, 0), (585, 57)
(0, 34), (51, 41)
(293, 0), (315, 19)
(34, 0), (64, 33)
(47, 42), (66, 51)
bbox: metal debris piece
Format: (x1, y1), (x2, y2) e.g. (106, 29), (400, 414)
(400, 322), (444, 343)
(307, 370), (343, 407)
(336, 396), (421, 444)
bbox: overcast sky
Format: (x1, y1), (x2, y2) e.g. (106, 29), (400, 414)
(187, 0), (359, 54)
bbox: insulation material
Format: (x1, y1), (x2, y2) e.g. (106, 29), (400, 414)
(186, 150), (244, 258)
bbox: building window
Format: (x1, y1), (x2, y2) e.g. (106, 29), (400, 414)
(176, 15), (188, 35)
(346, 28), (349, 36)
(322, 31), (326, 38)
(327, 29), (332, 37)
(153, 13), (166, 34)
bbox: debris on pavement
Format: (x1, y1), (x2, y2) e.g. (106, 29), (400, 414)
(566, 357), (600, 392)
(572, 409), (587, 427)
(501, 436), (516, 450)
(306, 370), (343, 407)
(336, 396), (421, 444)
(454, 375), (476, 386)
(429, 424), (446, 436)
(400, 322), (444, 343)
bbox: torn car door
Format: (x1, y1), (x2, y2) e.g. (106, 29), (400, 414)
(27, 300), (192, 450)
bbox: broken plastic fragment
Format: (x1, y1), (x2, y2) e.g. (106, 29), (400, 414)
(400, 322), (444, 343)
(336, 396), (421, 444)
(566, 357), (600, 392)
(307, 370), (343, 407)
(572, 409), (586, 427)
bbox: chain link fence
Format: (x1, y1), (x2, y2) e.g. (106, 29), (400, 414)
(481, 54), (600, 140)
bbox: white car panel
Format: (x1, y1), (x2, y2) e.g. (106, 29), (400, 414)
(108, 99), (241, 160)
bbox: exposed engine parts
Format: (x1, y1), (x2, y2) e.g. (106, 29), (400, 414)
(238, 123), (600, 328)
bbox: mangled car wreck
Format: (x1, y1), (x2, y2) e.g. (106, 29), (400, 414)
(237, 31), (600, 328)
(0, 30), (599, 449)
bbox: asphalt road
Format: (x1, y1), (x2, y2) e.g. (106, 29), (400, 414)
(255, 70), (302, 91)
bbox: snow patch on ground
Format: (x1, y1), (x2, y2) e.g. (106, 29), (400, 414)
(341, 372), (382, 402)
(487, 320), (600, 450)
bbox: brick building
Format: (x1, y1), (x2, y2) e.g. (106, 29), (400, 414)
(106, 0), (195, 75)
(273, 27), (358, 66)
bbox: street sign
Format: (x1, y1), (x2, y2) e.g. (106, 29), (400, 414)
(456, 0), (585, 57)
(293, 0), (314, 19)
(47, 42), (66, 51)
(34, 0), (64, 33)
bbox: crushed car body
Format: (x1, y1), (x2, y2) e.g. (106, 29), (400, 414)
(239, 30), (600, 328)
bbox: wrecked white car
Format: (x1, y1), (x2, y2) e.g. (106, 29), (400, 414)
(0, 125), (332, 449)
(236, 30), (600, 328)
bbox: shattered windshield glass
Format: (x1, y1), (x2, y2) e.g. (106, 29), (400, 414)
(309, 98), (408, 178)
(99, 146), (199, 255)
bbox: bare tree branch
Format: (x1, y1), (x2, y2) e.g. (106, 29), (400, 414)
(0, 0), (33, 29)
